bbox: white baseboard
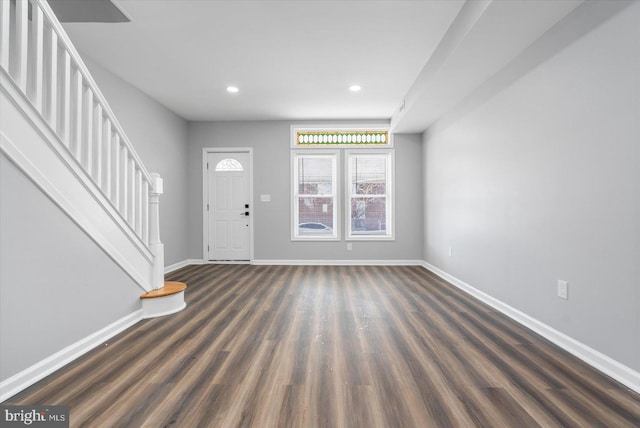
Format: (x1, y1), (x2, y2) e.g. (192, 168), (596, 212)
(252, 259), (424, 266)
(207, 260), (251, 265)
(165, 259), (204, 273)
(421, 261), (640, 394)
(167, 259), (424, 268)
(0, 310), (144, 403)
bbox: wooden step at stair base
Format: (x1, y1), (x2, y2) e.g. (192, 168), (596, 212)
(140, 281), (187, 318)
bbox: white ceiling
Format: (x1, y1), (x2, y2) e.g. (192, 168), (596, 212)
(60, 0), (587, 132)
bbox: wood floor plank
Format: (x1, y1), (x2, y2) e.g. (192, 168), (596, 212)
(4, 265), (639, 427)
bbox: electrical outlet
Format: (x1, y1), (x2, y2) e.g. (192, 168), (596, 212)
(347, 243), (353, 251)
(557, 280), (569, 300)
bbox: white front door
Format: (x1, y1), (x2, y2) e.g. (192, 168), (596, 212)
(206, 152), (251, 261)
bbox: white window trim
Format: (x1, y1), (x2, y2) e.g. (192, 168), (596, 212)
(345, 149), (395, 241)
(291, 150), (341, 241)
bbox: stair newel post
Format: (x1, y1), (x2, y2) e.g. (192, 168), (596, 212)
(149, 173), (164, 290)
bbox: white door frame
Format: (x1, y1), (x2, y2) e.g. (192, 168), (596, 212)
(202, 147), (254, 262)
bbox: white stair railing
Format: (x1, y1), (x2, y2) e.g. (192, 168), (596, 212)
(0, 0), (164, 289)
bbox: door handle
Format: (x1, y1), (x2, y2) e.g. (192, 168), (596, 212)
(240, 212), (250, 216)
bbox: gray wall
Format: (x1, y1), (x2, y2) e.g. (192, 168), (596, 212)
(83, 57), (189, 266)
(187, 121), (423, 261)
(0, 154), (142, 381)
(422, 3), (640, 372)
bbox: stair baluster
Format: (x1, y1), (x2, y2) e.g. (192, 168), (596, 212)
(0, 0), (166, 291)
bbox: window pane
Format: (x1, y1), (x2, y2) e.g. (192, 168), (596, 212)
(298, 157), (333, 195)
(295, 131), (389, 147)
(350, 197), (386, 234)
(298, 197), (334, 235)
(215, 158), (243, 171)
(351, 157), (386, 195)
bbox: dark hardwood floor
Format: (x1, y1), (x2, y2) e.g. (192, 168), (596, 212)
(6, 264), (640, 427)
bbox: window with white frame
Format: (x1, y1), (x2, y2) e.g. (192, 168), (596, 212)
(346, 150), (394, 240)
(291, 151), (339, 240)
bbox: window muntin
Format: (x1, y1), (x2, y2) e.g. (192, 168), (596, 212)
(346, 150), (394, 240)
(292, 151), (339, 240)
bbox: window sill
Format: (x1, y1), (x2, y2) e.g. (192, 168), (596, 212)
(347, 235), (395, 242)
(291, 237), (342, 242)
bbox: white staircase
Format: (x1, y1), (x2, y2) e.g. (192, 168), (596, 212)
(0, 0), (185, 317)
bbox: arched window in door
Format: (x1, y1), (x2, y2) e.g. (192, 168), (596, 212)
(215, 158), (244, 171)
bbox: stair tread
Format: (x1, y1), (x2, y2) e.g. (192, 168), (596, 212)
(140, 281), (187, 299)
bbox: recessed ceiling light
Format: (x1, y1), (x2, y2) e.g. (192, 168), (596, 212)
(349, 85), (361, 92)
(227, 86), (239, 93)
